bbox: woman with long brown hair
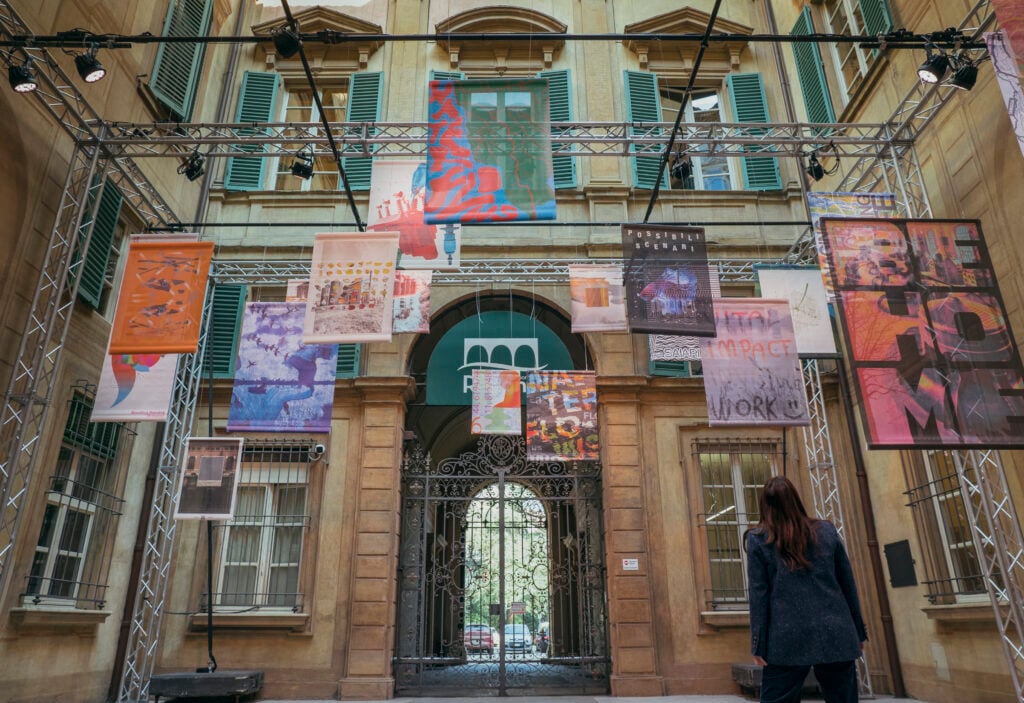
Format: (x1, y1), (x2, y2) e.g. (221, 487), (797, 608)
(745, 475), (867, 703)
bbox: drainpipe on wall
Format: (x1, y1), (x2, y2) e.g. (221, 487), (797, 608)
(760, 1), (905, 695)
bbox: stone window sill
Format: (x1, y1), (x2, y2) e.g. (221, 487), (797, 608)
(10, 606), (111, 633)
(701, 610), (750, 629)
(922, 602), (1005, 625)
(188, 611), (310, 633)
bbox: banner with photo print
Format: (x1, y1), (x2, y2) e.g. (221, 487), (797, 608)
(525, 371), (599, 461)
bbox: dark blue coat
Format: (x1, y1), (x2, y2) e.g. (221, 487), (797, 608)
(745, 520), (867, 665)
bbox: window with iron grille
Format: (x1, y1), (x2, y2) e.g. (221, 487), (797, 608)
(23, 384), (129, 609)
(695, 438), (780, 609)
(903, 449), (1001, 604)
(210, 441), (315, 612)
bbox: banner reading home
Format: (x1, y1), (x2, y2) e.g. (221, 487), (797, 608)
(108, 240), (214, 354)
(302, 232), (399, 344)
(227, 302), (338, 433)
(820, 217), (1024, 448)
(426, 78), (555, 223)
(525, 371), (599, 461)
(699, 299), (809, 426)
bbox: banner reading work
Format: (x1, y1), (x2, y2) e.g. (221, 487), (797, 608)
(699, 299), (809, 426)
(109, 240), (214, 354)
(820, 218), (1024, 448)
(302, 231), (399, 344)
(228, 303), (338, 433)
(622, 225), (715, 336)
(368, 160), (461, 269)
(426, 78), (555, 223)
(525, 371), (599, 461)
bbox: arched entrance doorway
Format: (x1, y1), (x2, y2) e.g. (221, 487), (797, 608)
(395, 295), (608, 696)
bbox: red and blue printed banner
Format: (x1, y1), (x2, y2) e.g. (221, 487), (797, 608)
(622, 224), (715, 336)
(91, 352), (177, 423)
(227, 303), (338, 433)
(426, 78), (555, 223)
(699, 299), (809, 426)
(525, 371), (599, 461)
(820, 218), (1024, 448)
(471, 369), (522, 435)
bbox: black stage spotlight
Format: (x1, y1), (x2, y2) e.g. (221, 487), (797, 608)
(178, 149), (206, 182)
(806, 152), (825, 182)
(75, 47), (106, 83)
(8, 61), (37, 93)
(950, 60), (978, 91)
(670, 154), (692, 183)
(273, 28), (302, 58)
(290, 146), (314, 179)
(918, 48), (949, 85)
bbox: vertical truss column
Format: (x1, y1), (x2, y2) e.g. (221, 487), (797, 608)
(953, 449), (1024, 699)
(117, 287), (213, 702)
(0, 144), (108, 600)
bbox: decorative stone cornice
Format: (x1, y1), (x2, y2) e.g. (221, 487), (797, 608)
(624, 7), (753, 76)
(435, 6), (567, 72)
(252, 7), (383, 74)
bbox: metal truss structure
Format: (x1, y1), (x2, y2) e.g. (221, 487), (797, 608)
(2, 0), (1023, 700)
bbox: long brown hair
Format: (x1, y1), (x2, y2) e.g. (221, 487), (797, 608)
(749, 475), (819, 570)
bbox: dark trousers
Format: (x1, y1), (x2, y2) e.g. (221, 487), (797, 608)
(760, 659), (858, 703)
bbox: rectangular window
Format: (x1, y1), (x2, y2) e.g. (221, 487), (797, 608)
(212, 442), (314, 612)
(24, 385), (127, 609)
(695, 439), (780, 608)
(821, 0), (893, 103)
(275, 86), (349, 191)
(903, 450), (1000, 604)
(659, 86), (735, 191)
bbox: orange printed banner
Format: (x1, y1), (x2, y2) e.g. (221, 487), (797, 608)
(109, 240), (214, 354)
(524, 371), (599, 461)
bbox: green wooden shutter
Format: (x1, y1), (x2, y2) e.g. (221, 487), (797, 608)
(791, 8), (836, 125)
(343, 72), (384, 190)
(539, 69), (577, 189)
(624, 70), (667, 189)
(649, 359), (696, 377)
(202, 285), (246, 379)
(150, 0), (213, 120)
(429, 70), (465, 81)
(76, 179), (122, 309)
(726, 72), (782, 191)
(224, 71), (280, 191)
(336, 344), (362, 378)
(859, 0), (894, 37)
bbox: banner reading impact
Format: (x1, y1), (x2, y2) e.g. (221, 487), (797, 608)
(699, 299), (809, 426)
(426, 78), (555, 223)
(525, 371), (599, 461)
(820, 218), (1024, 448)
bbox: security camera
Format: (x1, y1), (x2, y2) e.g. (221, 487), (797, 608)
(309, 443), (326, 460)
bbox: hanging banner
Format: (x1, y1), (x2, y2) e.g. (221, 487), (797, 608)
(649, 266), (722, 361)
(393, 269), (432, 334)
(699, 298), (810, 426)
(524, 371), (599, 461)
(471, 369), (522, 435)
(755, 265), (837, 357)
(109, 240), (214, 354)
(227, 302), (338, 433)
(986, 32), (1024, 159)
(568, 264), (628, 332)
(807, 192), (899, 300)
(821, 218), (1024, 448)
(302, 231), (399, 344)
(175, 437), (244, 520)
(368, 160), (461, 269)
(990, 3), (1024, 59)
(426, 78), (555, 223)
(621, 224), (715, 336)
(91, 352), (177, 422)
(286, 278), (310, 302)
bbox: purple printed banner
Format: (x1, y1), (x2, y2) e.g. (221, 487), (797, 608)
(368, 160), (461, 269)
(525, 371), (599, 461)
(820, 218), (1024, 448)
(649, 266), (721, 361)
(699, 299), (809, 426)
(228, 302), (338, 433)
(303, 231), (399, 344)
(986, 31), (1024, 159)
(569, 264), (627, 332)
(393, 270), (432, 334)
(471, 369), (522, 435)
(91, 351), (177, 422)
(175, 437), (244, 520)
(426, 78), (555, 223)
(622, 225), (715, 336)
(755, 266), (837, 357)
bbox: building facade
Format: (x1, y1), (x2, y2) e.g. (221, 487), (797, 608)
(0, 1), (1021, 702)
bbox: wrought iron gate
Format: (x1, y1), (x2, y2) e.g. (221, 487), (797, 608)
(395, 435), (609, 696)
